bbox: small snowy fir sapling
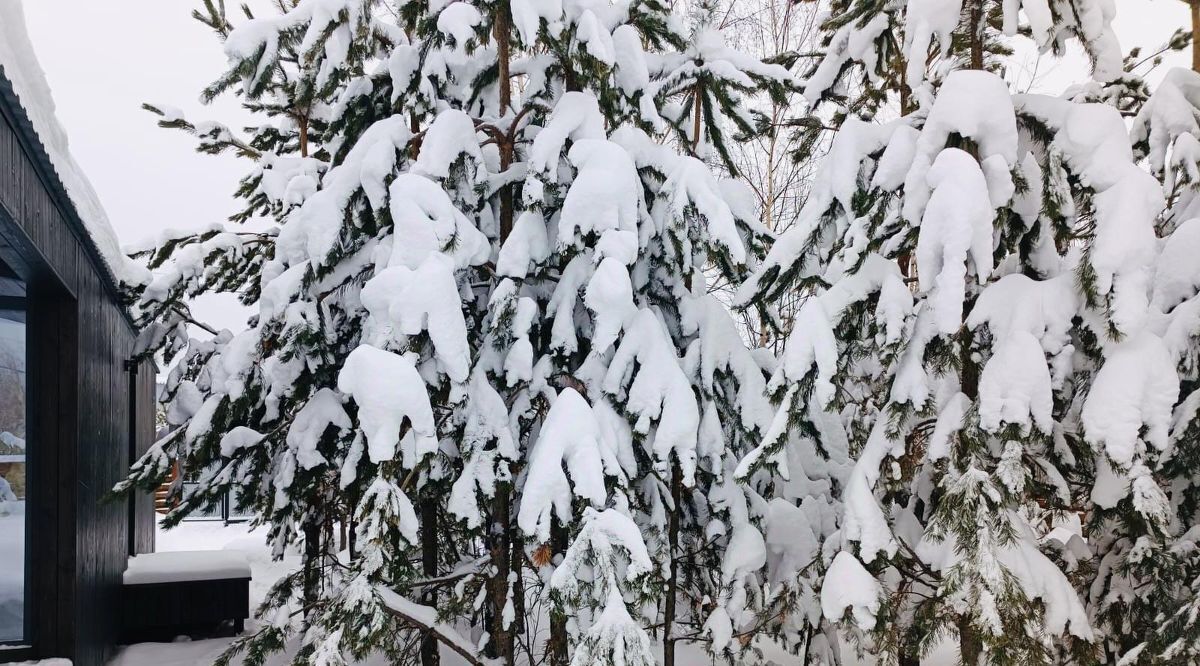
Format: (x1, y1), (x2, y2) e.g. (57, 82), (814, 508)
(115, 0), (791, 665)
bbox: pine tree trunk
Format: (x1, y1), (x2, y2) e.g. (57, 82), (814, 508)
(967, 0), (985, 70)
(298, 114), (310, 158)
(955, 253), (982, 666)
(494, 0), (515, 240)
(899, 623), (921, 666)
(893, 52), (914, 116)
(494, 4), (511, 111)
(549, 516), (568, 666)
(410, 112), (423, 160)
(663, 459), (683, 666)
(955, 321), (982, 398)
(958, 616), (982, 665)
(324, 510), (335, 558)
(957, 9), (986, 663)
(488, 479), (515, 664)
(406, 25), (424, 161)
(1192, 0), (1200, 73)
(510, 518), (526, 645)
(421, 493), (440, 666)
(303, 517), (322, 619)
(488, 14), (515, 658)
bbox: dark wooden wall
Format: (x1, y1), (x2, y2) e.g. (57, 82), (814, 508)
(131, 363), (157, 556)
(0, 68), (156, 666)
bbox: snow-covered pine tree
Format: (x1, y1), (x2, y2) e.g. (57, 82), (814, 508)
(733, 0), (1187, 663)
(1118, 35), (1200, 663)
(1133, 61), (1200, 234)
(116, 0), (791, 664)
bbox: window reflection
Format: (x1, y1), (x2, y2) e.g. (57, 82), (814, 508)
(0, 270), (27, 644)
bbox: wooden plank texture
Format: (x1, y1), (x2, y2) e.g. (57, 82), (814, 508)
(0, 75), (154, 666)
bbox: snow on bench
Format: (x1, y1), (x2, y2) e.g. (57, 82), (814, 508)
(122, 551), (253, 640)
(123, 550), (251, 586)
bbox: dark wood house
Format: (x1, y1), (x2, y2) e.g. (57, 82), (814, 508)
(0, 58), (156, 665)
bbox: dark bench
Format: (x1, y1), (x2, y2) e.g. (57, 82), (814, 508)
(120, 550), (251, 642)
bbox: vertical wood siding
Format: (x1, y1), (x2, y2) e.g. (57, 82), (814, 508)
(0, 86), (155, 666)
(131, 360), (157, 557)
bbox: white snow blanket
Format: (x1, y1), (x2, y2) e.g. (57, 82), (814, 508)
(123, 550), (252, 585)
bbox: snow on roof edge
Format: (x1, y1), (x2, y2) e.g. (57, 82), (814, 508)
(0, 0), (142, 289)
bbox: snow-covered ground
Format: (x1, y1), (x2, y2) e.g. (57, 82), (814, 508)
(110, 637), (290, 666)
(109, 521), (487, 666)
(109, 520), (832, 666)
(146, 519), (299, 618)
(109, 519), (496, 666)
(0, 502), (25, 643)
(107, 519), (300, 666)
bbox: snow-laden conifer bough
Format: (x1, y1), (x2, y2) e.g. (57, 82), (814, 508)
(113, 0), (797, 664)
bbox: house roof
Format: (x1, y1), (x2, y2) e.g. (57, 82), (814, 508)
(0, 0), (144, 301)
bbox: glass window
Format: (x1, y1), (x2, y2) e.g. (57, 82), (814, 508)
(227, 485), (253, 522)
(0, 272), (27, 643)
(181, 481), (224, 521)
(179, 482), (252, 524)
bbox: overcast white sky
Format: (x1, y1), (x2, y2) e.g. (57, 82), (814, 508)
(13, 0), (1193, 327)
